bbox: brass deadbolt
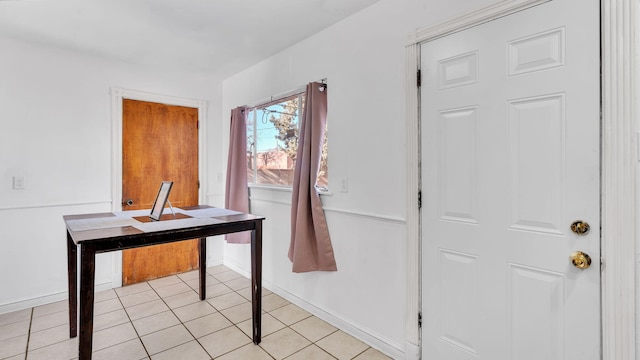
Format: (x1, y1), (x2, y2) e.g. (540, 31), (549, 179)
(570, 221), (590, 235)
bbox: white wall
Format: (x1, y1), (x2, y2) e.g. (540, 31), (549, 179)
(0, 35), (225, 313)
(221, 0), (498, 358)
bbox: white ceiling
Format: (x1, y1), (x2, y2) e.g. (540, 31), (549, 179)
(0, 0), (381, 76)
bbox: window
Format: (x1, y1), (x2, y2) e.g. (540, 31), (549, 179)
(247, 92), (328, 189)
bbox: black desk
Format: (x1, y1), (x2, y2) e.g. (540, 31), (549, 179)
(64, 206), (264, 360)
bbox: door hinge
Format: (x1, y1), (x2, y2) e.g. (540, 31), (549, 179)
(418, 191), (422, 209)
(198, 180), (200, 189)
(197, 120), (200, 130)
(418, 312), (422, 328)
(417, 69), (421, 87)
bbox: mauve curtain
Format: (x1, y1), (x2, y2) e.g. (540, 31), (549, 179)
(225, 106), (251, 244)
(288, 82), (337, 272)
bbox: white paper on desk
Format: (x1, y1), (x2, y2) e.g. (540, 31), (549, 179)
(132, 217), (223, 233)
(182, 208), (242, 218)
(113, 208), (185, 218)
(66, 217), (140, 232)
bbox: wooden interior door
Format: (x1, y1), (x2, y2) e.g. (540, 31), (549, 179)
(420, 0), (600, 358)
(122, 99), (199, 285)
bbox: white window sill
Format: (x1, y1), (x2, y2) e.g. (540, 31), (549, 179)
(249, 184), (292, 192)
(248, 183), (332, 196)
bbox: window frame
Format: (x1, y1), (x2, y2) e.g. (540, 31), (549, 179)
(246, 88), (329, 193)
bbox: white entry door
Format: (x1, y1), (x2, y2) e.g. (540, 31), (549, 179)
(420, 0), (600, 359)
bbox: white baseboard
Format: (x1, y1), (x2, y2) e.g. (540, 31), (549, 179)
(222, 261), (406, 359)
(206, 258), (224, 268)
(404, 341), (420, 360)
(222, 257), (251, 278)
(268, 283), (406, 359)
(0, 281), (112, 315)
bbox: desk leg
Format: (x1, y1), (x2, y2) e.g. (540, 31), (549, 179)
(67, 232), (77, 338)
(79, 244), (96, 360)
(251, 221), (263, 344)
(199, 237), (206, 301)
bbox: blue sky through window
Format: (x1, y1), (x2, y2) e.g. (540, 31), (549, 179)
(249, 103), (299, 153)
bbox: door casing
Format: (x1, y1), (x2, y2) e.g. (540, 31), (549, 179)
(404, 0), (638, 359)
(110, 87), (208, 288)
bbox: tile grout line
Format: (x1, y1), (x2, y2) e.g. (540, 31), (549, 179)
(261, 297), (379, 359)
(284, 343), (338, 360)
(240, 289), (332, 360)
(147, 271), (222, 359)
(147, 269), (276, 359)
(278, 314), (340, 360)
(115, 283), (152, 360)
(204, 280), (276, 360)
(197, 270), (259, 359)
(117, 270), (233, 358)
(350, 346), (372, 360)
(245, 278), (356, 360)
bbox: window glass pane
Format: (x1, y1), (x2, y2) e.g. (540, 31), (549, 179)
(317, 122), (328, 190)
(255, 97), (300, 186)
(246, 91), (328, 190)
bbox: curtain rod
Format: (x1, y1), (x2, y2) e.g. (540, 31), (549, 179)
(245, 78), (327, 110)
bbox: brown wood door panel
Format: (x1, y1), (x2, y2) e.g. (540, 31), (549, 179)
(122, 99), (199, 285)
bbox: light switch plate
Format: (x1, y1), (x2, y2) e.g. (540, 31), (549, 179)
(13, 175), (25, 190)
(340, 177), (348, 192)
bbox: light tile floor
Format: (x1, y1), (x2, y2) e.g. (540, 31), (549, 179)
(0, 265), (392, 360)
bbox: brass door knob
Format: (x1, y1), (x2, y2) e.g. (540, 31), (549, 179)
(570, 220), (590, 235)
(570, 251), (592, 269)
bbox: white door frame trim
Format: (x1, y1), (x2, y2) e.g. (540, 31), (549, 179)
(109, 87), (208, 288)
(600, 1), (637, 359)
(404, 0), (637, 358)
